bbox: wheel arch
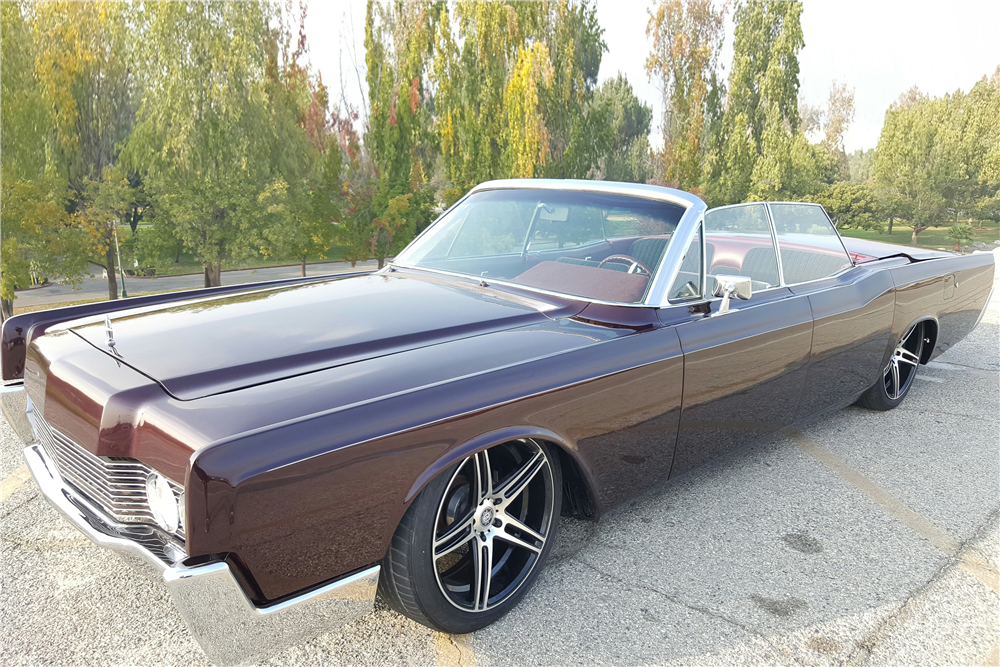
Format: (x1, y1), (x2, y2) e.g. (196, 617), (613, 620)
(916, 317), (939, 364)
(402, 426), (601, 521)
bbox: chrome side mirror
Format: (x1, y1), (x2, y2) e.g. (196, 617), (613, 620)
(712, 275), (753, 314)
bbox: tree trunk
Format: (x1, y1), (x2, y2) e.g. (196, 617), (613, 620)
(954, 241), (961, 251)
(377, 256), (385, 270)
(350, 259), (357, 268)
(105, 247), (119, 300)
(911, 229), (918, 246)
(301, 255), (307, 277)
(175, 241), (182, 264)
(887, 217), (893, 235)
(1, 298), (13, 322)
(203, 262), (222, 288)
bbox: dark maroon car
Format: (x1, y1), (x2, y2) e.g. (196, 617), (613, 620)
(2, 180), (993, 665)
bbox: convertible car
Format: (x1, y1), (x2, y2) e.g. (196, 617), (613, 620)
(2, 180), (994, 665)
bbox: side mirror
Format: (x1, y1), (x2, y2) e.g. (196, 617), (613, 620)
(712, 275), (753, 314)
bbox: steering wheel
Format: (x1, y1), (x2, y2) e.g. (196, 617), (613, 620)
(597, 254), (653, 275)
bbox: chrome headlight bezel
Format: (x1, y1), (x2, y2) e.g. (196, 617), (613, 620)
(145, 472), (181, 533)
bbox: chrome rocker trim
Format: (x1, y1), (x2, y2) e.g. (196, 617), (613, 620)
(23, 442), (379, 666)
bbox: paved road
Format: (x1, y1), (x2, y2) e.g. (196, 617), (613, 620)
(12, 259), (381, 308)
(1, 260), (997, 667)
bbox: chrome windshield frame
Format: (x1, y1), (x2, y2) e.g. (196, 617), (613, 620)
(390, 179), (708, 309)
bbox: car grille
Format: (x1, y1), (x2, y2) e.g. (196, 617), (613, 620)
(31, 412), (185, 541)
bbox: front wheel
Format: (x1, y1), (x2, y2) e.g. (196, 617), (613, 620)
(378, 439), (562, 633)
(856, 322), (925, 411)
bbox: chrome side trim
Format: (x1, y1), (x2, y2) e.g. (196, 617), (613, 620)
(23, 442), (379, 666)
(1, 382), (33, 444)
(974, 287), (995, 330)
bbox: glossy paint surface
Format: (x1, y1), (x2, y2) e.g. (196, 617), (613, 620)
(68, 272), (582, 400)
(16, 239), (995, 603)
(671, 288), (812, 475)
(2, 272), (342, 382)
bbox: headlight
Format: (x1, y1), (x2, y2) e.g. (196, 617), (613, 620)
(146, 472), (180, 533)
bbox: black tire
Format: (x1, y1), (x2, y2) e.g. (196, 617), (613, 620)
(379, 439), (562, 633)
(856, 322), (925, 411)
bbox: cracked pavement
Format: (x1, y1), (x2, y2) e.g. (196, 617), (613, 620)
(2, 269), (998, 666)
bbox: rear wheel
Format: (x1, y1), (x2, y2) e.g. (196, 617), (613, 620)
(856, 322), (925, 411)
(379, 439), (561, 633)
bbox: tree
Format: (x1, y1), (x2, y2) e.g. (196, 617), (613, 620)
(125, 1), (277, 287)
(364, 0), (437, 260)
(947, 224), (974, 251)
(646, 0), (727, 191)
(260, 1), (341, 277)
(33, 1), (141, 299)
(705, 0), (805, 205)
(822, 81), (855, 181)
(433, 1), (606, 192)
(0, 1), (87, 319)
(536, 0), (607, 179)
(504, 42), (555, 177)
(874, 88), (956, 245)
(590, 74), (653, 183)
(847, 148), (875, 183)
(815, 181), (880, 231)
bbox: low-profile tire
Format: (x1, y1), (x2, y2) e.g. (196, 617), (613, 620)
(856, 322), (925, 411)
(378, 438), (562, 634)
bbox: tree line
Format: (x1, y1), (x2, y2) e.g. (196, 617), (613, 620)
(2, 0), (998, 320)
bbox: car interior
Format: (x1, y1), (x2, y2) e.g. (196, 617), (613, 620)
(401, 194), (854, 305)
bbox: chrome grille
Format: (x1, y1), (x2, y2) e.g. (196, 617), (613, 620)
(31, 412), (185, 541)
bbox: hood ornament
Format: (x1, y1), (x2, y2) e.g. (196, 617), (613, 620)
(104, 316), (122, 358)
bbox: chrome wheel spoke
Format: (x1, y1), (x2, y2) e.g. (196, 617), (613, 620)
(434, 514), (475, 560)
(503, 513), (546, 547)
(898, 349), (920, 366)
(496, 526), (543, 554)
(472, 535), (494, 610)
(900, 326), (913, 346)
(474, 450), (493, 502)
(495, 450), (544, 503)
(433, 440), (554, 614)
(890, 361), (901, 399)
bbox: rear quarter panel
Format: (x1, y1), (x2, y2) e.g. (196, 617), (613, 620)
(886, 253), (994, 364)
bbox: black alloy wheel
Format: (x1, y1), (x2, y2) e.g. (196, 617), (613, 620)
(856, 322), (925, 410)
(379, 439), (561, 633)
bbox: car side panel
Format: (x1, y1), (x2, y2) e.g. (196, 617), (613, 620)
(788, 265), (896, 418)
(886, 254), (994, 364)
(188, 324), (684, 602)
(671, 288), (813, 476)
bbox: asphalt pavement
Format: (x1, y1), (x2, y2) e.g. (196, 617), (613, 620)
(12, 259), (381, 308)
(1, 256), (997, 667)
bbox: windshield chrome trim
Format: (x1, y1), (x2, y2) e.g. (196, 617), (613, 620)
(391, 180), (708, 308)
(387, 264), (659, 308)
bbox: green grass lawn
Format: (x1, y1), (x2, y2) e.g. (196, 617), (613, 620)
(143, 245), (357, 277)
(839, 222), (1000, 250)
(12, 288), (182, 315)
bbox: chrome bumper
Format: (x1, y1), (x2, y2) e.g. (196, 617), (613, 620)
(1, 382), (33, 444)
(23, 442), (379, 666)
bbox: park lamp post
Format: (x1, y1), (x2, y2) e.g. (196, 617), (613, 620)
(114, 226), (128, 298)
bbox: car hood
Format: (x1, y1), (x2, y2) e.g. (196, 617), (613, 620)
(69, 271), (583, 400)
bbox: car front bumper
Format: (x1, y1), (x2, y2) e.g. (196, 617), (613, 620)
(22, 435), (379, 666)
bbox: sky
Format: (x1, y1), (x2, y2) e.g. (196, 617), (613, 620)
(305, 0), (1000, 154)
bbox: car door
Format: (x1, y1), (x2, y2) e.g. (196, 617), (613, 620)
(666, 203), (813, 477)
(767, 203), (896, 418)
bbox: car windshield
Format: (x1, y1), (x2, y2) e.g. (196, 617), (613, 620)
(394, 189), (687, 304)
